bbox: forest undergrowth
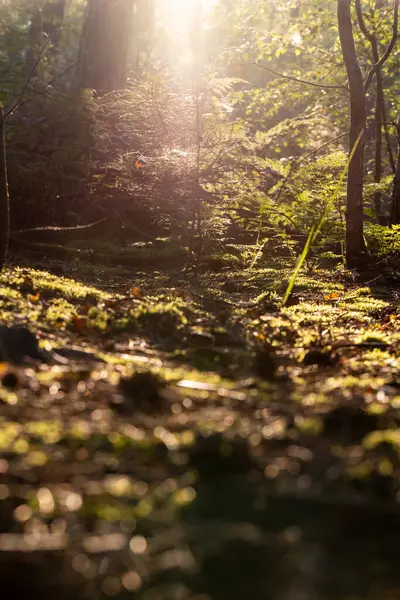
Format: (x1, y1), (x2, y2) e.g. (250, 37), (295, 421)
(0, 246), (400, 599)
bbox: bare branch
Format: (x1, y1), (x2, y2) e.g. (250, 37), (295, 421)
(355, 0), (371, 41)
(10, 217), (106, 236)
(252, 61), (349, 92)
(5, 60), (78, 120)
(363, 0), (399, 92)
(4, 37), (53, 119)
(274, 130), (349, 204)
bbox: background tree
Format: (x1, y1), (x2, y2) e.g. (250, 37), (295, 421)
(0, 0), (400, 268)
(77, 0), (134, 91)
(338, 0), (368, 266)
(0, 104), (9, 270)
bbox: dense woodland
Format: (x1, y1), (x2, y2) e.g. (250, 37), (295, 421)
(1, 1), (400, 599)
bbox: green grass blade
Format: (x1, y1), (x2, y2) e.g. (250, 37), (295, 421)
(312, 129), (364, 244)
(282, 224), (315, 306)
(282, 129), (364, 307)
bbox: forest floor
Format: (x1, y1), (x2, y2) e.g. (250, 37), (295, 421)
(0, 245), (400, 600)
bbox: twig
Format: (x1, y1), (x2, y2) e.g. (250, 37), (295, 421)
(4, 37), (53, 119)
(273, 130), (349, 204)
(5, 61), (78, 120)
(288, 131), (349, 173)
(9, 217), (106, 236)
(252, 61), (349, 92)
(356, 0), (396, 173)
(363, 0), (399, 92)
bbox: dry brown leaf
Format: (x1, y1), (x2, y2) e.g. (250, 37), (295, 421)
(27, 292), (40, 303)
(129, 287), (143, 299)
(71, 316), (88, 332)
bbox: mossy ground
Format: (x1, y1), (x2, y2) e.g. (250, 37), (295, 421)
(1, 248), (400, 599)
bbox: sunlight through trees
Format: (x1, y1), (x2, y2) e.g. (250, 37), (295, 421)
(1, 3), (400, 600)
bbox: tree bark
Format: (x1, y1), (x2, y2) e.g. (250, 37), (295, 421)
(355, 0), (384, 222)
(390, 120), (400, 224)
(337, 0), (366, 267)
(355, 0), (400, 223)
(78, 0), (134, 91)
(0, 106), (10, 270)
(373, 64), (384, 221)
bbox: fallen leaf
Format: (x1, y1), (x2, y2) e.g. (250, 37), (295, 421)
(324, 292), (340, 301)
(28, 292), (40, 303)
(71, 316), (88, 332)
(129, 287), (143, 299)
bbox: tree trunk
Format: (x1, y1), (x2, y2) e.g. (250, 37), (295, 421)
(337, 0), (366, 267)
(0, 106), (10, 270)
(390, 120), (400, 224)
(132, 0), (155, 71)
(371, 45), (384, 222)
(78, 0), (134, 91)
(382, 96), (396, 175)
(355, 0), (389, 224)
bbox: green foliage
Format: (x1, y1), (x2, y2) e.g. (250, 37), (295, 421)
(283, 132), (363, 305)
(7, 90), (94, 229)
(0, 0), (398, 265)
(365, 224), (400, 259)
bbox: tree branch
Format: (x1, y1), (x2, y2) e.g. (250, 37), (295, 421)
(355, 0), (396, 170)
(5, 61), (78, 120)
(252, 61), (349, 92)
(355, 0), (371, 41)
(363, 0), (399, 92)
(274, 130), (349, 204)
(4, 37), (53, 119)
(10, 217), (106, 236)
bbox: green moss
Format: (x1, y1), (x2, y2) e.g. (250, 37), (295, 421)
(202, 253), (243, 272)
(357, 332), (389, 344)
(87, 306), (110, 331)
(46, 298), (77, 326)
(115, 301), (188, 336)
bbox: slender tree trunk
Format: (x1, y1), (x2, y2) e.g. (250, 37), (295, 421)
(0, 106), (10, 270)
(382, 98), (396, 174)
(337, 0), (366, 267)
(390, 120), (400, 224)
(132, 0), (155, 71)
(355, 0), (386, 223)
(372, 48), (384, 222)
